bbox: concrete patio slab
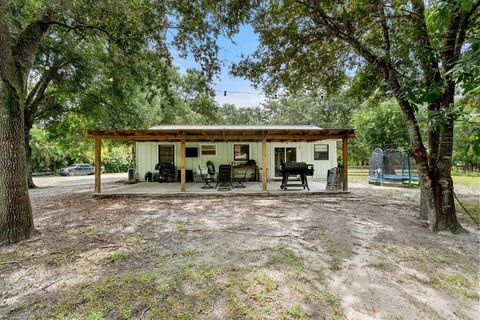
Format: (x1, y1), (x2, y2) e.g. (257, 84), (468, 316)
(95, 180), (349, 198)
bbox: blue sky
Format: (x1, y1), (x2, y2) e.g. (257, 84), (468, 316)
(171, 25), (265, 108)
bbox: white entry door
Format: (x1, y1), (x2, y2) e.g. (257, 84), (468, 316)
(273, 146), (297, 177)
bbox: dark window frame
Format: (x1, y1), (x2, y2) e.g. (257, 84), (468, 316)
(200, 144), (216, 156)
(233, 144), (250, 161)
(314, 144), (329, 160)
(158, 144), (175, 165)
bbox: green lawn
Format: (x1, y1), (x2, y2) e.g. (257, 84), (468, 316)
(348, 169), (480, 187)
(348, 170), (368, 182)
(452, 175), (480, 187)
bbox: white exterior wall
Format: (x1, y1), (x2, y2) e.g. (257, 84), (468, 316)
(135, 140), (337, 181)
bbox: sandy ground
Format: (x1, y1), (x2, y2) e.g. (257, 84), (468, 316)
(0, 177), (479, 319)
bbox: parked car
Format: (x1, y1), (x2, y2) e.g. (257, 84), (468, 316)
(59, 163), (95, 176)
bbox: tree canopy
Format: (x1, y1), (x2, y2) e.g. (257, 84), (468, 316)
(0, 0), (228, 243)
(352, 99), (410, 152)
(213, 0), (479, 231)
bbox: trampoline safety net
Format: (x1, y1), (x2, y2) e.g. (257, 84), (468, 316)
(368, 148), (419, 184)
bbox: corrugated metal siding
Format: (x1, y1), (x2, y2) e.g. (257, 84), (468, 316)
(136, 140), (338, 181)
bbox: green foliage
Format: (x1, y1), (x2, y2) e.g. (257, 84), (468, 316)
(29, 127), (64, 172)
(217, 104), (266, 125)
(102, 147), (132, 173)
(30, 114), (133, 173)
(3, 0), (222, 176)
(218, 0), (480, 181)
(217, 92), (356, 128)
(453, 94), (480, 169)
(263, 94), (355, 128)
(351, 99), (410, 153)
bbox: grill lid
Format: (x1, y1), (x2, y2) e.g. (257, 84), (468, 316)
(281, 162), (308, 171)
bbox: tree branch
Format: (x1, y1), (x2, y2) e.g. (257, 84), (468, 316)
(377, 1), (391, 63)
(47, 20), (114, 41)
(442, 0), (479, 74)
(0, 1), (19, 96)
(12, 9), (53, 81)
(299, 0), (430, 173)
(410, 0), (441, 84)
(454, 0), (480, 60)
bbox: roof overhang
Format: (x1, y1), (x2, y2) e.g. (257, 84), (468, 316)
(86, 128), (354, 142)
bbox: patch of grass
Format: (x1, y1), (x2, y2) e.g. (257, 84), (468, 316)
(180, 247), (199, 257)
(188, 263), (221, 283)
(0, 254), (18, 271)
(348, 170), (368, 182)
(384, 245), (479, 301)
(384, 244), (478, 280)
(348, 168), (479, 188)
(124, 233), (141, 245)
(430, 272), (479, 299)
(313, 290), (346, 319)
(42, 246), (83, 267)
(282, 304), (311, 319)
(455, 199), (480, 226)
(37, 271), (158, 319)
(102, 250), (132, 264)
(322, 232), (351, 271)
(34, 254), (224, 320)
(225, 266), (279, 307)
(401, 292), (443, 319)
(223, 249), (345, 320)
(268, 248), (304, 270)
(384, 245), (458, 268)
(367, 260), (396, 272)
(252, 268), (278, 292)
(31, 246), (346, 320)
(452, 175), (480, 187)
(460, 262), (478, 273)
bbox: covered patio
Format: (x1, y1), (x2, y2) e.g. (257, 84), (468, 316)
(96, 180), (348, 197)
(86, 125), (354, 195)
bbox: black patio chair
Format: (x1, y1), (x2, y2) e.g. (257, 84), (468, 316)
(206, 161), (216, 181)
(233, 168), (247, 188)
(198, 166), (214, 189)
(216, 164), (233, 191)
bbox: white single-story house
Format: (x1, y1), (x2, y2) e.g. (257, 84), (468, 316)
(136, 125), (338, 181)
(87, 125), (354, 193)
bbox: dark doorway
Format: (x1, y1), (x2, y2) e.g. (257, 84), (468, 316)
(158, 145), (175, 165)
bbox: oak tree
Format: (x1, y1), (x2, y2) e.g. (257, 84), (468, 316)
(0, 0), (220, 244)
(222, 0), (479, 232)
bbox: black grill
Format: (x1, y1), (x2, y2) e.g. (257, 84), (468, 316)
(155, 163), (176, 182)
(280, 162), (314, 191)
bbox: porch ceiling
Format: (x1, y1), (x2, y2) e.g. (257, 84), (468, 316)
(86, 127), (354, 142)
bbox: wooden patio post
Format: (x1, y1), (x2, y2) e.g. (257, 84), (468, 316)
(262, 137), (267, 191)
(95, 139), (102, 193)
(342, 136), (348, 191)
(180, 140), (186, 192)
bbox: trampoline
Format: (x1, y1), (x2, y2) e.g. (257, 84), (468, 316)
(368, 148), (419, 186)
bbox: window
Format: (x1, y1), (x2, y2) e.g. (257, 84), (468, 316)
(233, 144), (250, 161)
(158, 145), (175, 164)
(201, 144), (216, 156)
(314, 144), (329, 160)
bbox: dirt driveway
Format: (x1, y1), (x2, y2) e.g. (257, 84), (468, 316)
(0, 180), (478, 319)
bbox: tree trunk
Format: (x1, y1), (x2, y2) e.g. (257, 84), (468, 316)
(24, 123), (36, 189)
(418, 92), (461, 232)
(0, 82), (34, 244)
(415, 129), (462, 232)
(419, 168), (462, 232)
(386, 74), (461, 233)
